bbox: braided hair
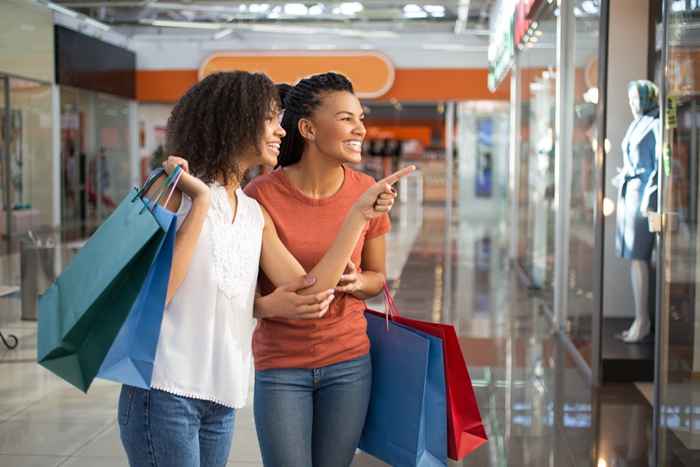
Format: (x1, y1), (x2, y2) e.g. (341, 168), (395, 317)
(166, 71), (280, 185)
(277, 72), (355, 167)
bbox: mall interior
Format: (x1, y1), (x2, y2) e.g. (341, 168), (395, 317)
(2, 0), (700, 466)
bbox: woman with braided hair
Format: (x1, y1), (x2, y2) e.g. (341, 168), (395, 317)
(245, 72), (404, 467)
(118, 71), (412, 467)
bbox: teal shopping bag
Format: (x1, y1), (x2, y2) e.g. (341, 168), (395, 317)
(37, 168), (180, 392)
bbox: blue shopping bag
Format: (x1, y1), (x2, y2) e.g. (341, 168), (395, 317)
(360, 312), (447, 467)
(96, 202), (176, 388)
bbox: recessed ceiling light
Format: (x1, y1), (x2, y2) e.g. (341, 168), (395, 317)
(283, 3), (308, 16)
(403, 4), (428, 19)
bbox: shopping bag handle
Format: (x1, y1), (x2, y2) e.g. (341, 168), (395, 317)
(154, 168), (183, 207)
(138, 166), (183, 214)
(135, 167), (166, 201)
(381, 283), (401, 330)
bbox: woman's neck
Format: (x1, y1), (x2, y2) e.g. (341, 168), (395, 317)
(216, 156), (255, 197)
(286, 150), (344, 199)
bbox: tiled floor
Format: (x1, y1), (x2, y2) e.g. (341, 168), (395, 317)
(0, 201), (656, 467)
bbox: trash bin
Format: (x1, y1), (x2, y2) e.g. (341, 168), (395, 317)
(20, 240), (56, 321)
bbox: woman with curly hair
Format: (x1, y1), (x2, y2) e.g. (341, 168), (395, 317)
(244, 72), (402, 467)
(117, 71), (412, 467)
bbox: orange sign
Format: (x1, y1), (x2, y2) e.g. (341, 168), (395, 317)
(199, 51), (395, 99)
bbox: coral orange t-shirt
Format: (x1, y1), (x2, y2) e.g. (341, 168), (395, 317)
(244, 166), (390, 370)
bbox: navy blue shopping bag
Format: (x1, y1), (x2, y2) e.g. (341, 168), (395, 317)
(360, 312), (447, 467)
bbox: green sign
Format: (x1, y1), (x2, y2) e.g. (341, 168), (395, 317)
(488, 15), (515, 92)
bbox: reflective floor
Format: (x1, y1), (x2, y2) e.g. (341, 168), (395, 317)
(0, 200), (655, 467)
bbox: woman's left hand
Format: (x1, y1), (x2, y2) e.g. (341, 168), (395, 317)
(335, 261), (364, 295)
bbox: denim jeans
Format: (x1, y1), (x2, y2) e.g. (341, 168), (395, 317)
(118, 386), (235, 467)
(254, 353), (372, 467)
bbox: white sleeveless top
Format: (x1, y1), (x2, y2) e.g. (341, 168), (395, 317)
(150, 184), (263, 408)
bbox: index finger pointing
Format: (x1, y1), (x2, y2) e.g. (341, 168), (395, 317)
(378, 165), (416, 186)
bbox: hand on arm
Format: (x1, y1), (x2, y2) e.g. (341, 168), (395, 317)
(254, 275), (335, 320)
(335, 233), (387, 299)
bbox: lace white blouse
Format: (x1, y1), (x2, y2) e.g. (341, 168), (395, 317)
(150, 184), (263, 408)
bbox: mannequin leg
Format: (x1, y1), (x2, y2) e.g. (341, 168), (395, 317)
(623, 259), (651, 343)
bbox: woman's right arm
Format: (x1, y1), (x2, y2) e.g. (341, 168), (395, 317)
(146, 156), (211, 305)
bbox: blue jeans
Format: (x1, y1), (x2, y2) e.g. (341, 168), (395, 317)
(254, 353), (372, 467)
(118, 386), (235, 467)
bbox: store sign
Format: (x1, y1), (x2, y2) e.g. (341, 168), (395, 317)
(666, 95), (678, 130)
(488, 19), (515, 92)
(514, 0), (537, 46)
(199, 52), (395, 99)
(488, 0), (518, 92)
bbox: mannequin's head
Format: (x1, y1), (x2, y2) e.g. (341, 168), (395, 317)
(628, 80), (659, 118)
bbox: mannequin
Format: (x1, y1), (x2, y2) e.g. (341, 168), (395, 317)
(613, 80), (659, 343)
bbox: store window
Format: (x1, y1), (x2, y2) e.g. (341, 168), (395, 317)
(566, 0), (603, 364)
(517, 10), (558, 298)
(657, 0), (700, 463)
(60, 87), (131, 238)
(0, 77), (54, 242)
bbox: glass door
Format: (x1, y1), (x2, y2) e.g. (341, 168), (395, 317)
(0, 75), (10, 247)
(656, 1), (700, 464)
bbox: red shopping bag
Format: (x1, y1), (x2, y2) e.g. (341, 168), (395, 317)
(366, 285), (488, 460)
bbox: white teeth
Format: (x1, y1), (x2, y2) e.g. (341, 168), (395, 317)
(346, 141), (362, 150)
(268, 143), (280, 150)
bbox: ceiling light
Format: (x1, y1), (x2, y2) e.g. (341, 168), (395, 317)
(424, 5), (445, 17)
(338, 2), (364, 15)
(284, 3), (308, 15)
(45, 1), (78, 17)
(249, 3), (271, 14)
(403, 4), (428, 19)
(308, 4), (324, 15)
(142, 19), (222, 30)
(214, 28), (233, 39)
(268, 5), (282, 18)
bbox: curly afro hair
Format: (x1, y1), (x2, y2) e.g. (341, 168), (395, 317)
(165, 71), (280, 185)
(276, 72), (354, 167)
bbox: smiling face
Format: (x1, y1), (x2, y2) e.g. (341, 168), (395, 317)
(259, 104), (287, 167)
(303, 91), (366, 164)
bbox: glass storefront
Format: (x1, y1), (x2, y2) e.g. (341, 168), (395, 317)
(0, 76), (55, 245)
(657, 1), (700, 463)
(516, 12), (558, 296)
(566, 1), (604, 365)
(60, 87), (132, 238)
